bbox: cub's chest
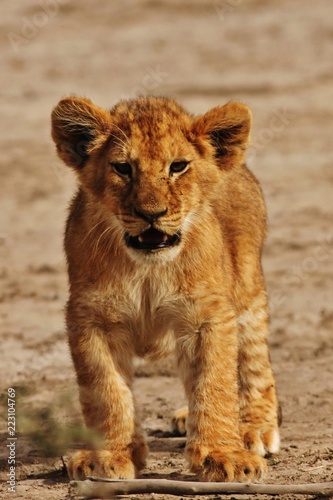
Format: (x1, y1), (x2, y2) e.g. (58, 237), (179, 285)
(92, 271), (181, 339)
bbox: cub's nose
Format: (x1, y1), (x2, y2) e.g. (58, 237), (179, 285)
(134, 208), (167, 224)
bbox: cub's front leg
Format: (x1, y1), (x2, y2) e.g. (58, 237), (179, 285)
(176, 306), (267, 482)
(66, 306), (147, 480)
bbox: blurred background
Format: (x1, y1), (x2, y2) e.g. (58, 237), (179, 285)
(1, 0), (333, 497)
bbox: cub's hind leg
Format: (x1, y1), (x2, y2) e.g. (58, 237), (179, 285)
(237, 290), (280, 457)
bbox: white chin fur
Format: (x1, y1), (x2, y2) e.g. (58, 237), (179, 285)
(126, 244), (182, 264)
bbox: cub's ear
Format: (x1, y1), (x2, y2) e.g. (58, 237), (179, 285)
(51, 97), (112, 169)
(192, 102), (252, 169)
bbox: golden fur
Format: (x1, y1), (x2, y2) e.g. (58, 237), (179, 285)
(51, 96), (280, 482)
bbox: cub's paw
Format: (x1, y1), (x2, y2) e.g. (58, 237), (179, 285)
(187, 447), (267, 482)
(170, 406), (188, 436)
(67, 450), (136, 480)
(241, 425), (280, 457)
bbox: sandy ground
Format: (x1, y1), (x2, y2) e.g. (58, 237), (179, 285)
(1, 0), (333, 499)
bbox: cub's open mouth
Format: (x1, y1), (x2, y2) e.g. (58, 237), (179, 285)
(125, 228), (181, 251)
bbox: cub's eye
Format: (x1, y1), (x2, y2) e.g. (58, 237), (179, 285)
(111, 162), (132, 177)
(170, 161), (189, 174)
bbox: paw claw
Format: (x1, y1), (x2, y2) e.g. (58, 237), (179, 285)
(171, 406), (188, 436)
(188, 447), (267, 482)
(67, 450), (136, 480)
(242, 427), (280, 456)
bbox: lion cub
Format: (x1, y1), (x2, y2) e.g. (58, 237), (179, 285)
(51, 96), (280, 482)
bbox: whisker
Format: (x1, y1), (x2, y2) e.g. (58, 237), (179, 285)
(93, 226), (112, 255)
(91, 217), (123, 262)
(112, 123), (130, 142)
(81, 217), (110, 245)
(112, 137), (127, 152)
(105, 225), (123, 259)
(183, 210), (207, 231)
(110, 125), (131, 151)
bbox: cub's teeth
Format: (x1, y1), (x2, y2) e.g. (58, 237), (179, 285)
(138, 235), (144, 243)
(162, 234), (168, 242)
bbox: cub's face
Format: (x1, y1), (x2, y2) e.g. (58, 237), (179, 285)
(51, 97), (251, 261)
(103, 102), (204, 259)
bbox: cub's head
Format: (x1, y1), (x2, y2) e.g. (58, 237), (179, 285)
(51, 96), (251, 262)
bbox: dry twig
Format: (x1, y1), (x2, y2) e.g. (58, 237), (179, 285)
(70, 477), (333, 498)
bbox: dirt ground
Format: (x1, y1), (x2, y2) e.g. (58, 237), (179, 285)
(1, 0), (333, 499)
